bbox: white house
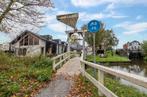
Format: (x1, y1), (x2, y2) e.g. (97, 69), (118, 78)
(10, 30), (67, 56)
(128, 41), (142, 51)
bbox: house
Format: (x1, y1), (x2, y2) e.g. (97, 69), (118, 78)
(123, 41), (142, 51)
(53, 39), (67, 55)
(123, 40), (143, 59)
(128, 41), (142, 51)
(10, 30), (67, 56)
(123, 42), (129, 51)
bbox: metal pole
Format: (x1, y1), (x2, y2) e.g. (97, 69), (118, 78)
(93, 33), (96, 78)
(93, 33), (96, 63)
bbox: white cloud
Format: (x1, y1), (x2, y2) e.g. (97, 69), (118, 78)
(79, 12), (104, 21)
(71, 0), (147, 7)
(48, 22), (67, 33)
(105, 3), (115, 12)
(45, 10), (72, 33)
(79, 11), (127, 21)
(114, 22), (147, 35)
(71, 0), (101, 7)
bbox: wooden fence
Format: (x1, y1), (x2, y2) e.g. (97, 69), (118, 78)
(80, 59), (147, 97)
(52, 51), (77, 71)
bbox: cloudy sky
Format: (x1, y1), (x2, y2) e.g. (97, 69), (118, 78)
(1, 0), (147, 48)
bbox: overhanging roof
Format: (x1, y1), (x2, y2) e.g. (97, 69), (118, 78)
(57, 13), (79, 28)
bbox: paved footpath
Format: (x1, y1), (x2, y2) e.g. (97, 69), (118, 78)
(36, 57), (81, 97)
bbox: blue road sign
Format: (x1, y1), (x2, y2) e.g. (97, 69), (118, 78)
(88, 20), (101, 33)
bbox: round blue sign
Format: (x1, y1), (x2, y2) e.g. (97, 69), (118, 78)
(88, 20), (101, 33)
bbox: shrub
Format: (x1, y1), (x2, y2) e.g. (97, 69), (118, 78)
(32, 56), (52, 68)
(144, 56), (147, 62)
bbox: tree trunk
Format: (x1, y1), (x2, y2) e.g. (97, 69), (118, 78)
(0, 0), (14, 24)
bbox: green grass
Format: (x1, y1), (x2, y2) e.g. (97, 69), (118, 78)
(0, 51), (53, 97)
(87, 53), (130, 62)
(144, 56), (147, 63)
(82, 68), (147, 97)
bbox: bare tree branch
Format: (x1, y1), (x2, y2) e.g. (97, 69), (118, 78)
(0, 0), (53, 33)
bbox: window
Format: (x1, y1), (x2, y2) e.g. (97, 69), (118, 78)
(34, 37), (39, 45)
(29, 35), (33, 45)
(18, 48), (27, 56)
(20, 39), (23, 46)
(24, 36), (28, 46)
(19, 35), (39, 46)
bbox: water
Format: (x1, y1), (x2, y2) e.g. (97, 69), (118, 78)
(105, 61), (147, 93)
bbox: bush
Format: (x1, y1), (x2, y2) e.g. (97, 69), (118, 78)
(37, 68), (52, 82)
(28, 67), (52, 82)
(144, 56), (147, 62)
(32, 56), (52, 68)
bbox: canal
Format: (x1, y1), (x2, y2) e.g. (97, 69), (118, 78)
(106, 61), (147, 93)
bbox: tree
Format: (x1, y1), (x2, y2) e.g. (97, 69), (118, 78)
(82, 23), (118, 51)
(0, 0), (53, 33)
(142, 41), (147, 55)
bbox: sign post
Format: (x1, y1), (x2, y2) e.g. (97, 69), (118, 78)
(88, 20), (101, 77)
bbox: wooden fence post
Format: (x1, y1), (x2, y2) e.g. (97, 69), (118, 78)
(53, 60), (56, 71)
(68, 52), (71, 60)
(81, 62), (85, 76)
(59, 57), (62, 67)
(98, 70), (104, 96)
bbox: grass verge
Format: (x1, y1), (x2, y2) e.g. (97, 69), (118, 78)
(78, 68), (147, 97)
(87, 54), (130, 63)
(0, 51), (53, 97)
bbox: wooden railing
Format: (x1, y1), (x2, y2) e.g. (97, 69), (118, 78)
(80, 60), (147, 97)
(52, 51), (77, 71)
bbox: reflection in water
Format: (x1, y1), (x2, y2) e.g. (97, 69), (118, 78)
(105, 61), (147, 93)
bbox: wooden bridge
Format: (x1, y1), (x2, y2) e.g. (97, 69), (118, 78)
(36, 51), (147, 97)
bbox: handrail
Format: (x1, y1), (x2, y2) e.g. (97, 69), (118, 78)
(52, 52), (71, 71)
(80, 59), (147, 97)
(52, 51), (77, 71)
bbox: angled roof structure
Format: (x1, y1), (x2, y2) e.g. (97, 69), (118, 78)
(57, 13), (79, 29)
(10, 30), (57, 44)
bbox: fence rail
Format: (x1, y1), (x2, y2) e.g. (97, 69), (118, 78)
(80, 59), (147, 97)
(52, 51), (77, 71)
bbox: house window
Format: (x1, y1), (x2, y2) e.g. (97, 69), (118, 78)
(19, 34), (39, 46)
(18, 48), (27, 56)
(24, 36), (28, 46)
(29, 35), (33, 45)
(34, 37), (39, 45)
(20, 39), (23, 46)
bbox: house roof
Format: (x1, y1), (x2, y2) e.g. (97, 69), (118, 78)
(10, 30), (57, 44)
(130, 40), (141, 45)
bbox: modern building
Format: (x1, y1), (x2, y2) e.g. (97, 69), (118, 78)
(10, 30), (67, 56)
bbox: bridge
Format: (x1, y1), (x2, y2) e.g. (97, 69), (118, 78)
(35, 51), (147, 97)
